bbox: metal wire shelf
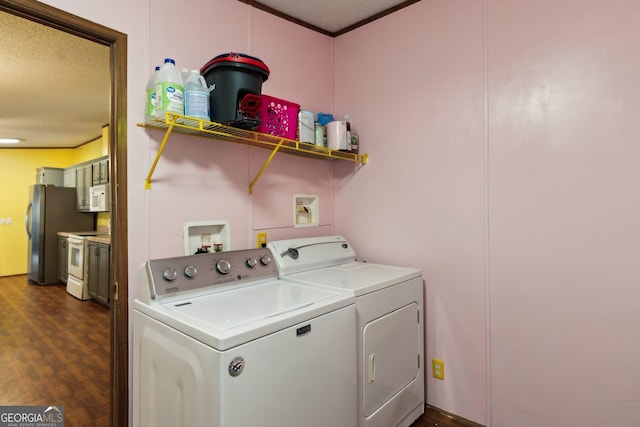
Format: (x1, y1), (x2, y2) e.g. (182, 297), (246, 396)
(138, 113), (368, 193)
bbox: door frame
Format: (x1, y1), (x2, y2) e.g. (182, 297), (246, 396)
(0, 1), (129, 425)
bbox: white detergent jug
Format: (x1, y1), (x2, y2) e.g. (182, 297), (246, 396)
(155, 58), (184, 119)
(184, 70), (211, 120)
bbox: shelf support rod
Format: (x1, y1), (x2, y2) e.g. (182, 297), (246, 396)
(144, 114), (178, 190)
(248, 138), (286, 194)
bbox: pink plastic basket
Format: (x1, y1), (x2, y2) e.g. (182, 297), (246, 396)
(256, 94), (300, 139)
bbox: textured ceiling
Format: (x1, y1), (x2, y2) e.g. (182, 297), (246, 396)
(242, 0), (419, 36)
(0, 11), (110, 149)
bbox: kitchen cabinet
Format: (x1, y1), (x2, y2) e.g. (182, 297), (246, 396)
(92, 157), (109, 185)
(36, 167), (64, 186)
(63, 167), (76, 188)
(64, 156), (109, 209)
(138, 113), (368, 193)
(76, 164), (93, 211)
(57, 235), (68, 283)
(88, 240), (110, 307)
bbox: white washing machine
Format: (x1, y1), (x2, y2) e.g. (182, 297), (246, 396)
(133, 247), (357, 427)
(268, 236), (424, 427)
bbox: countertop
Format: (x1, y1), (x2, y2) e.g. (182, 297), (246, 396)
(57, 231), (111, 245)
(57, 230), (98, 238)
(86, 235), (111, 244)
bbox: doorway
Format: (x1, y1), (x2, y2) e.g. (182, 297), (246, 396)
(0, 1), (128, 425)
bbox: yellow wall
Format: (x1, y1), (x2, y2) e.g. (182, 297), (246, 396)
(0, 125), (110, 276)
(74, 126), (109, 161)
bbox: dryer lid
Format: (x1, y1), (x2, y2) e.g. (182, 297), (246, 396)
(268, 235), (356, 275)
(282, 262), (422, 296)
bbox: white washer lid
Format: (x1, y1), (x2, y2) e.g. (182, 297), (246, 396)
(281, 261), (422, 297)
(134, 279), (354, 350)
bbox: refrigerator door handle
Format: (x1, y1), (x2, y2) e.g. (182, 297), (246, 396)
(25, 202), (32, 239)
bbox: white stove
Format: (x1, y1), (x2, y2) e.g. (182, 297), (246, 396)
(66, 231), (99, 300)
(268, 236), (425, 427)
(133, 247), (357, 427)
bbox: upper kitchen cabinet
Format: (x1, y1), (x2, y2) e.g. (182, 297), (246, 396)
(92, 156), (109, 185)
(36, 167), (64, 186)
(65, 156), (110, 211)
(76, 164), (93, 211)
(63, 167), (76, 188)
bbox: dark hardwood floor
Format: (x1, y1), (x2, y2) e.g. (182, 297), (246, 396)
(412, 406), (481, 427)
(0, 275), (110, 426)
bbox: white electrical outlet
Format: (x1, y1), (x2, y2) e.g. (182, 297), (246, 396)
(6, 218), (12, 224)
(0, 218), (5, 225)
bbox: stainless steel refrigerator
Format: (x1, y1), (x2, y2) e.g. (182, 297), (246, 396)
(26, 184), (95, 285)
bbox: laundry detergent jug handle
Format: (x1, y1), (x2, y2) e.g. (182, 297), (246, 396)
(199, 75), (214, 92)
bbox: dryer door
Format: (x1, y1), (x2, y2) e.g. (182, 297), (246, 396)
(362, 302), (420, 417)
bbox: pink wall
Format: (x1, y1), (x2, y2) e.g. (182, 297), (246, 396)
(488, 0), (640, 425)
(333, 0), (487, 423)
(36, 0), (640, 425)
(145, 1), (336, 258)
(335, 0), (640, 425)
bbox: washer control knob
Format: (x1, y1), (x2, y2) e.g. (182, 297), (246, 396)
(163, 268), (178, 281)
(216, 259), (231, 274)
(184, 265), (198, 278)
(260, 255), (271, 266)
(246, 257), (258, 268)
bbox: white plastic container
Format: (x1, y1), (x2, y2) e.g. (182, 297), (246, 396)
(327, 121), (349, 151)
(184, 70), (210, 120)
(155, 58), (184, 119)
(145, 66), (160, 122)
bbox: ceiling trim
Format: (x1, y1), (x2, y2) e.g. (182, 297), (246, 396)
(238, 0), (422, 37)
(332, 0), (421, 37)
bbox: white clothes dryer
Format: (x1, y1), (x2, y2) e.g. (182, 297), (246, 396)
(268, 236), (425, 427)
(133, 247), (357, 427)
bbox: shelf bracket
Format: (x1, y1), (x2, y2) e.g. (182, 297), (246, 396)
(249, 138), (286, 194)
(144, 114), (178, 190)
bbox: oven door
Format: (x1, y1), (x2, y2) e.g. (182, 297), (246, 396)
(67, 236), (86, 280)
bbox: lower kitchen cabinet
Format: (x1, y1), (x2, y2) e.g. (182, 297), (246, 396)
(57, 236), (68, 283)
(88, 241), (110, 307)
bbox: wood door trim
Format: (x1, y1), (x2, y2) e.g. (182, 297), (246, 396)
(0, 1), (129, 425)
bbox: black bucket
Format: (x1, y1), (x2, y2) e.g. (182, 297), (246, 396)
(200, 53), (270, 128)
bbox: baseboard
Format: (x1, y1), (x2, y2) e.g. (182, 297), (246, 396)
(426, 404), (485, 427)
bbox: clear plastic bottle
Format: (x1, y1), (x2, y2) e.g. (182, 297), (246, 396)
(155, 58), (184, 119)
(184, 70), (210, 120)
(181, 67), (190, 83)
(145, 66), (160, 122)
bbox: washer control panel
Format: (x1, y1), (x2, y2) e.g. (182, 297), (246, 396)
(143, 247), (278, 301)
